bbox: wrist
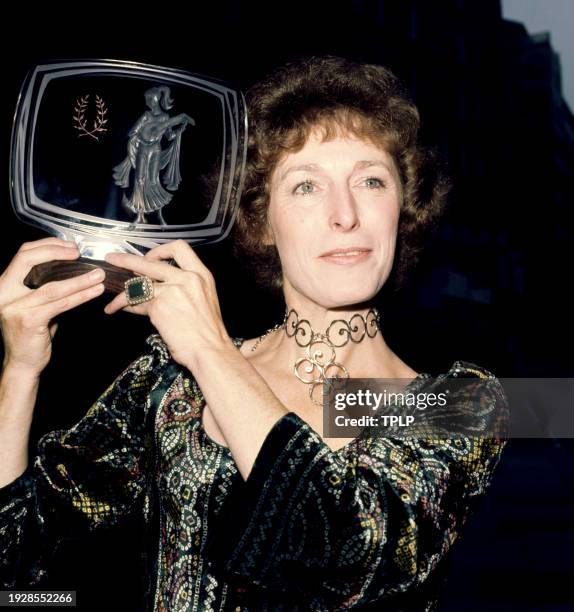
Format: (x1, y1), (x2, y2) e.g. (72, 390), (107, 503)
(184, 336), (241, 377)
(1, 361), (42, 385)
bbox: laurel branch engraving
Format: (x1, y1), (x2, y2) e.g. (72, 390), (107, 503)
(73, 94), (108, 141)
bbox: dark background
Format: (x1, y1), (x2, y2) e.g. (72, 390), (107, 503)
(1, 1), (573, 610)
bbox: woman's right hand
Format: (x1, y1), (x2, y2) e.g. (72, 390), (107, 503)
(0, 237), (106, 377)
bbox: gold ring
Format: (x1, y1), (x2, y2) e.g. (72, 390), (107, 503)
(125, 276), (154, 306)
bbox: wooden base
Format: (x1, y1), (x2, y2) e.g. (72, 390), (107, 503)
(23, 258), (134, 294)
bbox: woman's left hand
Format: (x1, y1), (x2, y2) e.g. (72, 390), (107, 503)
(104, 240), (233, 371)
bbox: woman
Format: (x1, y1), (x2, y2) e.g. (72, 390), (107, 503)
(0, 56), (507, 611)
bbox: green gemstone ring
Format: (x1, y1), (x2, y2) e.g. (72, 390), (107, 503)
(124, 275), (154, 306)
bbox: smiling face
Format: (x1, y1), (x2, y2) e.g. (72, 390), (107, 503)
(266, 127), (403, 310)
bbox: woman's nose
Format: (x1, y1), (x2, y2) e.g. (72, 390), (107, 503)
(328, 186), (360, 231)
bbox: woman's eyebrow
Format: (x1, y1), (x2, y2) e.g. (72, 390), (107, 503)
(354, 160), (393, 173)
(279, 159), (393, 182)
(279, 163), (320, 181)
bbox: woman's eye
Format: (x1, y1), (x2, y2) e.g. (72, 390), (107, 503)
(364, 177), (384, 189)
(294, 181), (315, 195)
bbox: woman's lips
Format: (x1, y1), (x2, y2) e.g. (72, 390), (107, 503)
(319, 249), (372, 265)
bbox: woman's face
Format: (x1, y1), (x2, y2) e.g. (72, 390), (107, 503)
(145, 92), (159, 109)
(267, 127), (403, 310)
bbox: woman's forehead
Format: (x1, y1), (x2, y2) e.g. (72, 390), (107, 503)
(272, 130), (396, 177)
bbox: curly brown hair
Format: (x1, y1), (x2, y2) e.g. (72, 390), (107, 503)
(232, 55), (452, 293)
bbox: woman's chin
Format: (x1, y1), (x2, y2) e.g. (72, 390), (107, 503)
(314, 288), (380, 310)
(283, 274), (384, 310)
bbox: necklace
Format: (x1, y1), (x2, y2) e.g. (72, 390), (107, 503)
(251, 307), (381, 405)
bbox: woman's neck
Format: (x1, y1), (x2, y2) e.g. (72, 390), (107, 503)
(249, 301), (410, 380)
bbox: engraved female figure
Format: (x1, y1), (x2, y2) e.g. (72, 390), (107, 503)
(113, 86), (194, 224)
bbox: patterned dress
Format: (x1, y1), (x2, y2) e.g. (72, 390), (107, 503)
(0, 334), (508, 611)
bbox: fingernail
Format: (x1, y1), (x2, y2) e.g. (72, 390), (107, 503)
(63, 241), (78, 248)
(89, 268), (105, 280)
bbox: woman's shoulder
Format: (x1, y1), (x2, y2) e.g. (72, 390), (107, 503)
(416, 359), (509, 439)
(437, 359), (508, 410)
(444, 360), (499, 380)
(420, 359), (506, 401)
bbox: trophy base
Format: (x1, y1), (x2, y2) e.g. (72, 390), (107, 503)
(24, 258), (134, 294)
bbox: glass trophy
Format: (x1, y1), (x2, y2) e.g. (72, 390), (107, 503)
(10, 59), (247, 292)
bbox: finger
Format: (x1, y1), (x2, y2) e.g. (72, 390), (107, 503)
(19, 268), (106, 308)
(19, 237), (78, 252)
(12, 244), (80, 274)
(103, 289), (130, 315)
(145, 240), (206, 274)
(144, 248), (179, 271)
(103, 276), (163, 315)
(9, 245), (81, 283)
(37, 282), (106, 320)
(104, 252), (176, 282)
(104, 295), (149, 316)
(103, 285), (154, 316)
